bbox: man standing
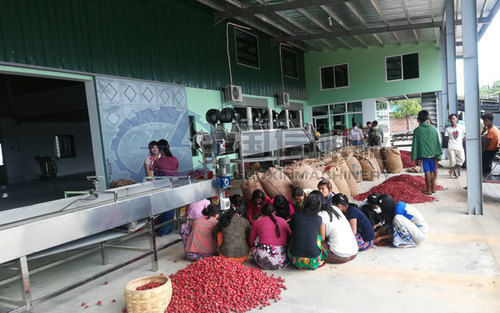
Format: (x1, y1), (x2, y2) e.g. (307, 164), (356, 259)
(370, 121), (383, 146)
(363, 121), (372, 147)
(444, 114), (466, 178)
(349, 122), (364, 146)
(481, 113), (500, 177)
(412, 110), (443, 195)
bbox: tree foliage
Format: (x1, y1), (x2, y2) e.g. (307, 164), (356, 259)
(389, 98), (422, 119)
(480, 80), (500, 98)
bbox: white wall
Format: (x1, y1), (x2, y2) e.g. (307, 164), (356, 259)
(0, 118), (95, 182)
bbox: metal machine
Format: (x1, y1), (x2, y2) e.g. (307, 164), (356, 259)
(0, 177), (217, 312)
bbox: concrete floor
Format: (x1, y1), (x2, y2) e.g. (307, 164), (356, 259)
(1, 165), (499, 313)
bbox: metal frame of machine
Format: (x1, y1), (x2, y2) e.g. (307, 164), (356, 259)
(0, 178), (218, 313)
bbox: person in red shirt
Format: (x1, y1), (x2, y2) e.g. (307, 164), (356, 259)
(246, 189), (270, 224)
(153, 139), (179, 176)
(481, 113), (500, 176)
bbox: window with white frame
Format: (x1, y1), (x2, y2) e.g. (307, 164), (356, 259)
(311, 101), (362, 134)
(235, 28), (259, 69)
(386, 53), (419, 81)
(320, 63), (349, 90)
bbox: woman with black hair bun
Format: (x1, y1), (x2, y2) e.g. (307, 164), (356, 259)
(184, 204), (220, 261)
(288, 192), (327, 270)
(332, 193), (375, 251)
(249, 203), (291, 270)
(375, 194), (428, 248)
(213, 206), (251, 263)
(153, 139), (178, 176)
(315, 190), (358, 264)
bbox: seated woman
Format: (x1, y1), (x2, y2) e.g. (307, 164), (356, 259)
(153, 139), (179, 177)
(246, 189), (271, 224)
(229, 194), (247, 219)
(249, 203), (291, 270)
(332, 194), (375, 251)
(317, 179), (335, 206)
(213, 206), (251, 263)
(271, 195), (294, 222)
(180, 198), (211, 245)
(359, 193), (384, 229)
(376, 194), (428, 248)
(184, 204), (220, 261)
(314, 190), (358, 264)
(291, 187), (306, 213)
(288, 192), (327, 270)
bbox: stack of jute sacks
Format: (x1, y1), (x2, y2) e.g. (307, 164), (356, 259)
(241, 146), (404, 201)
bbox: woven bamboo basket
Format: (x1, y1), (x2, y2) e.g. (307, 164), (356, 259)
(124, 275), (172, 313)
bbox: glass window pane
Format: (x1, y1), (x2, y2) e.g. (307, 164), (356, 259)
(235, 29), (259, 68)
(403, 53), (419, 79)
(282, 48), (298, 78)
(332, 115), (346, 131)
(321, 66), (335, 89)
(347, 101), (362, 112)
(334, 64), (349, 87)
(386, 56), (402, 81)
(315, 118), (329, 134)
(330, 103), (346, 114)
(312, 105), (329, 116)
(347, 113), (363, 129)
(376, 101), (388, 111)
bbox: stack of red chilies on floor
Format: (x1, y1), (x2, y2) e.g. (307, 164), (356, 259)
(165, 257), (286, 313)
(354, 174), (442, 203)
(400, 150), (417, 168)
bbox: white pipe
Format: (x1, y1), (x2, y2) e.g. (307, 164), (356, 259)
(439, 28), (449, 132)
(445, 0), (457, 114)
(462, 0), (483, 215)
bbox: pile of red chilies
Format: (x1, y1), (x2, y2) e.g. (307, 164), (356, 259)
(354, 174), (442, 203)
(400, 150), (417, 168)
(136, 281), (165, 291)
(165, 257), (286, 313)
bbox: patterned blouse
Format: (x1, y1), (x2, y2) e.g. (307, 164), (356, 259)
(185, 217), (218, 254)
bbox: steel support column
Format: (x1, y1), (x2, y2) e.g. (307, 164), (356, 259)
(462, 0), (483, 215)
(445, 0), (457, 114)
(439, 28), (449, 132)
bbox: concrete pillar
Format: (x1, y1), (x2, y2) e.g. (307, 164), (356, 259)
(446, 0), (457, 114)
(462, 0), (483, 215)
(440, 28), (449, 132)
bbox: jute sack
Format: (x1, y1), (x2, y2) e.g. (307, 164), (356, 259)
(345, 154), (363, 183)
(383, 147), (403, 173)
(286, 164), (324, 190)
(368, 151), (382, 178)
(370, 147), (385, 173)
(356, 151), (380, 181)
(325, 165), (351, 199)
(241, 174), (266, 201)
(259, 167), (293, 199)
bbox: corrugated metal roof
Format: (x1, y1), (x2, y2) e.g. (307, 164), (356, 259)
(201, 0), (500, 53)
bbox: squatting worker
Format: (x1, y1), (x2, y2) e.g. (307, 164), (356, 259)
(349, 122), (363, 146)
(444, 114), (466, 178)
(481, 113), (500, 176)
(411, 110), (443, 195)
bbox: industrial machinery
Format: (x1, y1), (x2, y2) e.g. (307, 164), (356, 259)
(0, 177), (217, 313)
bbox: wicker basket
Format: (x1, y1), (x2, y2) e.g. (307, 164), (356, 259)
(124, 275), (172, 313)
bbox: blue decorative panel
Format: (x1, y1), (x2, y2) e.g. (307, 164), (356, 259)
(96, 77), (192, 183)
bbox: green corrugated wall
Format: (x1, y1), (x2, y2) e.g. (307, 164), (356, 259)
(0, 0), (306, 99)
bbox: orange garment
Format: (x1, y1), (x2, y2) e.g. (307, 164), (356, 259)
(216, 232), (248, 263)
(486, 126), (500, 151)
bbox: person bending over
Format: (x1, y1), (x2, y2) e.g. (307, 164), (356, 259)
(314, 190), (358, 264)
(246, 189), (271, 224)
(184, 204), (220, 261)
(332, 194), (375, 251)
(375, 194), (428, 248)
(291, 187), (306, 213)
(249, 203), (291, 270)
(213, 206), (251, 263)
(288, 192), (327, 270)
(360, 193), (384, 229)
(229, 194), (247, 220)
(411, 110), (443, 195)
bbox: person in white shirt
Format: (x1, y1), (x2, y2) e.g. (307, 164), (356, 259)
(444, 114), (466, 178)
(313, 191), (358, 264)
(349, 122), (364, 146)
